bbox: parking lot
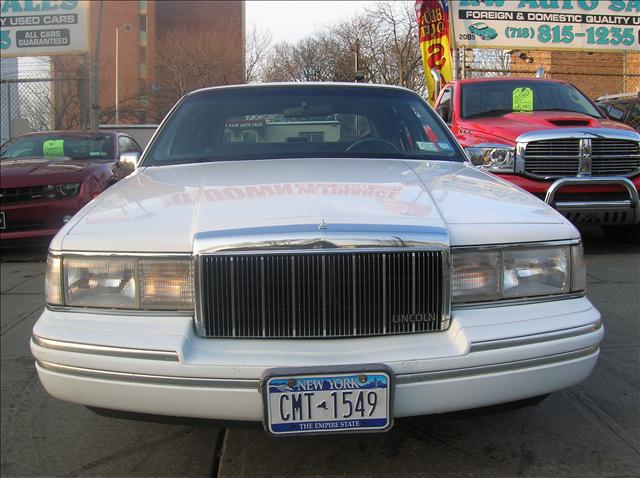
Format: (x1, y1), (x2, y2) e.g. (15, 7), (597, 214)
(1, 228), (638, 478)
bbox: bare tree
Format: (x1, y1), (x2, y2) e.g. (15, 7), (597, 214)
(152, 26), (244, 119)
(467, 49), (512, 77)
(257, 2), (425, 95)
(245, 26), (273, 83)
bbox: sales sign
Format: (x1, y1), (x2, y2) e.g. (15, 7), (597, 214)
(0, 0), (89, 57)
(416, 0), (454, 104)
(450, 0), (640, 51)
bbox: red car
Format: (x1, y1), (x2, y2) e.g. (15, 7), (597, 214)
(1, 131), (142, 240)
(434, 77), (640, 241)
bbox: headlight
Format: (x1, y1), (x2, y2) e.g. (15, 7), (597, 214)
(43, 183), (81, 199)
(452, 243), (585, 304)
(465, 144), (515, 172)
(45, 255), (194, 310)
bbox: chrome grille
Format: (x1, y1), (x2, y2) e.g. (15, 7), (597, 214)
(523, 138), (640, 178)
(198, 250), (446, 338)
(524, 139), (580, 177)
(591, 139), (640, 176)
(0, 186), (46, 204)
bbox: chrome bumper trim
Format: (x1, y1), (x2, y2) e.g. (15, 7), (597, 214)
(555, 200), (632, 211)
(469, 321), (602, 352)
(545, 176), (639, 210)
(453, 291), (586, 310)
(36, 360), (260, 389)
(395, 346), (598, 385)
(36, 346), (598, 390)
(32, 335), (180, 362)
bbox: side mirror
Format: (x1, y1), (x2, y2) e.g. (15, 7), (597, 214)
(437, 105), (451, 124)
(117, 152), (141, 174)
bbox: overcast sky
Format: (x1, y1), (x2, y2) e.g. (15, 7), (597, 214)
(246, 1), (392, 44)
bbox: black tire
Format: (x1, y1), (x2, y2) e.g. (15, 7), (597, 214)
(602, 225), (640, 244)
(480, 34), (486, 40)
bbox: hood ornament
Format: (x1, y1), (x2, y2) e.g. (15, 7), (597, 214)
(318, 219), (327, 230)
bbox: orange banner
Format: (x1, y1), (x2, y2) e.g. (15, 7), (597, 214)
(415, 0), (454, 104)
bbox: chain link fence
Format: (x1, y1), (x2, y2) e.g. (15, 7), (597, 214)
(1, 75), (89, 144)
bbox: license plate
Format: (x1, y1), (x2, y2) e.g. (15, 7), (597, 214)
(263, 368), (393, 436)
(0, 211), (5, 230)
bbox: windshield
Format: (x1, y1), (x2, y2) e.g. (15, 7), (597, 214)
(145, 85), (462, 165)
(461, 81), (603, 119)
(1, 134), (114, 160)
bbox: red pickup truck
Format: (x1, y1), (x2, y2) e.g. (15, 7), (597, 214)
(434, 77), (640, 241)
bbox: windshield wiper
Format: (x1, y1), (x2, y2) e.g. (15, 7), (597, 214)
(465, 109), (513, 119)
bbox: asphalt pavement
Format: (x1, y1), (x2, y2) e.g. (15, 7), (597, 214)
(1, 227), (638, 477)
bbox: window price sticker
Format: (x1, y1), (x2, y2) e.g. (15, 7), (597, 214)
(513, 87), (533, 112)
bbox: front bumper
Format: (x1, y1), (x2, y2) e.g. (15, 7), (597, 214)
(499, 174), (640, 226)
(31, 297), (603, 422)
(0, 196), (85, 240)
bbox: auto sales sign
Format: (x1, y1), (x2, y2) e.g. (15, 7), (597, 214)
(0, 0), (89, 57)
(451, 0), (640, 51)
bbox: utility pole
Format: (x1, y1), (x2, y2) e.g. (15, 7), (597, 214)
(90, 0), (104, 131)
(354, 40), (365, 82)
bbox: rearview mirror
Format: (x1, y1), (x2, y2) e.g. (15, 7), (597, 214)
(283, 105), (333, 117)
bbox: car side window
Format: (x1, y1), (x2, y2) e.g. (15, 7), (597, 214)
(607, 103), (626, 121)
(628, 102), (639, 129)
(437, 87), (453, 124)
(118, 136), (141, 154)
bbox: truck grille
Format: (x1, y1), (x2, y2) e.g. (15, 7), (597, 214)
(0, 186), (46, 205)
(591, 139), (640, 176)
(524, 140), (580, 177)
(524, 139), (640, 178)
(198, 250), (447, 338)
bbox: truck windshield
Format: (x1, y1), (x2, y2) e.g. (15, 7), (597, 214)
(461, 81), (603, 119)
(144, 85), (462, 166)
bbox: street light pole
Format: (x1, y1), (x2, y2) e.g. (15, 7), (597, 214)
(115, 24), (131, 125)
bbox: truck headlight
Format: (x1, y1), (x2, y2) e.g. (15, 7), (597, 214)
(465, 144), (515, 172)
(45, 255), (194, 311)
(452, 243), (585, 304)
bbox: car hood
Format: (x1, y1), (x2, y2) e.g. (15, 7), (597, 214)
(459, 110), (635, 144)
(54, 158), (577, 252)
(0, 157), (113, 188)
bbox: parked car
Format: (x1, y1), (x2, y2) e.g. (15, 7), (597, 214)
(0, 131), (142, 240)
(468, 22), (498, 40)
(31, 84), (602, 436)
(595, 93), (640, 132)
(434, 77), (640, 242)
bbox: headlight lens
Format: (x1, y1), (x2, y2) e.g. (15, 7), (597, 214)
(45, 255), (62, 305)
(465, 145), (515, 172)
(46, 255), (194, 310)
(43, 183), (81, 199)
(452, 244), (585, 304)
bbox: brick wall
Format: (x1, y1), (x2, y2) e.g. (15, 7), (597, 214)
(510, 50), (639, 99)
(155, 0), (245, 82)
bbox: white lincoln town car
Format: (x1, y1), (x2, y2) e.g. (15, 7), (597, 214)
(31, 83), (603, 436)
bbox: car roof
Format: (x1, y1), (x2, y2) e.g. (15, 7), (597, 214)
(596, 93), (639, 103)
(189, 82), (417, 97)
(449, 77), (570, 86)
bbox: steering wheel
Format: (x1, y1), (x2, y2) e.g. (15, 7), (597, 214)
(345, 138), (399, 153)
